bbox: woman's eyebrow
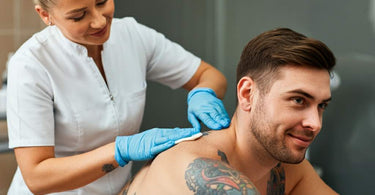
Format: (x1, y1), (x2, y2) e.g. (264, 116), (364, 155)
(66, 7), (87, 15)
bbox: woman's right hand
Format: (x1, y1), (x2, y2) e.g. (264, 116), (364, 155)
(114, 127), (199, 166)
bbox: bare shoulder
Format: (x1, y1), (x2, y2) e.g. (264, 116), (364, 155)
(124, 130), (259, 194)
(123, 132), (217, 194)
(282, 159), (338, 195)
(151, 131), (259, 194)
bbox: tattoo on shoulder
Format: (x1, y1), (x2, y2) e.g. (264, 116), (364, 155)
(185, 158), (259, 195)
(267, 163), (285, 195)
(102, 164), (115, 173)
(217, 150), (229, 164)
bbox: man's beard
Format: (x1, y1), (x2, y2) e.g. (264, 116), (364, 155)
(249, 98), (306, 164)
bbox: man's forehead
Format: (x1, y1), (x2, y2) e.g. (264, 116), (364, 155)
(268, 65), (332, 100)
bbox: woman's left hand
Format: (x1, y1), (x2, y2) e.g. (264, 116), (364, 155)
(187, 88), (230, 131)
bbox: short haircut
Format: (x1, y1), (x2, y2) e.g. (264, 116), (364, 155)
(236, 28), (336, 93)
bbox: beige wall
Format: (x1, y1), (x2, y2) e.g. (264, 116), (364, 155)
(0, 0), (44, 77)
(0, 1), (43, 194)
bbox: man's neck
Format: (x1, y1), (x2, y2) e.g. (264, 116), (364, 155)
(227, 115), (280, 184)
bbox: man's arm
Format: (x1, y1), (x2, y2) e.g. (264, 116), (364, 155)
(185, 157), (260, 195)
(284, 159), (338, 195)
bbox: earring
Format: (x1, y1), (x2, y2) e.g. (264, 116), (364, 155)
(48, 21), (52, 26)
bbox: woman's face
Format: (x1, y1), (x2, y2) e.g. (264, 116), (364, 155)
(47, 0), (115, 46)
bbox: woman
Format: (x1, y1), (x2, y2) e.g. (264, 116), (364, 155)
(6, 0), (229, 194)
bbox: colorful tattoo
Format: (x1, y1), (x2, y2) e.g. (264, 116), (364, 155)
(267, 163), (285, 195)
(101, 164), (115, 173)
(185, 158), (259, 194)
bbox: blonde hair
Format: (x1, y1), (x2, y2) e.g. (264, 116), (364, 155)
(33, 0), (57, 11)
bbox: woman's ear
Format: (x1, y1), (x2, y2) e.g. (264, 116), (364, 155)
(35, 5), (51, 26)
(237, 77), (255, 111)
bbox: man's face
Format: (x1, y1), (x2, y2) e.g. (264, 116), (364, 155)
(250, 65), (331, 164)
(50, 0), (115, 46)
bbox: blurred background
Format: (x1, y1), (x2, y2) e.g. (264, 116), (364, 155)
(1, 0), (374, 194)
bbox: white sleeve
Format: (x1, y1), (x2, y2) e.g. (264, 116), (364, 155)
(127, 18), (201, 89)
(7, 53), (55, 148)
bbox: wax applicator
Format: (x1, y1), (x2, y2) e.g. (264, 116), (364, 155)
(175, 132), (203, 144)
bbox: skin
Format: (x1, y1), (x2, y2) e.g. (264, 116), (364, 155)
(121, 65), (337, 195)
(14, 0), (227, 194)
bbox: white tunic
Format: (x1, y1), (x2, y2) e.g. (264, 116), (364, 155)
(7, 17), (200, 194)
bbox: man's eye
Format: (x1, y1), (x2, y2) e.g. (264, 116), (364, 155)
(97, 0), (108, 6)
(292, 97), (304, 105)
(319, 103), (329, 110)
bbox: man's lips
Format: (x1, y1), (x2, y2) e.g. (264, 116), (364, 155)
(287, 133), (313, 148)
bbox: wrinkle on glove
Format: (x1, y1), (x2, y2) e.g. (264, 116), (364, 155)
(115, 127), (199, 167)
(187, 88), (230, 131)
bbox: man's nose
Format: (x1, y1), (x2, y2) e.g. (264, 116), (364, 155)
(302, 109), (322, 132)
(91, 11), (106, 29)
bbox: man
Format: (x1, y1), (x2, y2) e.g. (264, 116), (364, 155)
(121, 28), (338, 195)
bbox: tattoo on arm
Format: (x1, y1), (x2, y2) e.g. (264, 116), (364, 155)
(185, 158), (259, 195)
(102, 164), (115, 173)
(267, 163), (285, 195)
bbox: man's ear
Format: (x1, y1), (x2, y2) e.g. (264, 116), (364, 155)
(35, 5), (51, 26)
(237, 77), (255, 111)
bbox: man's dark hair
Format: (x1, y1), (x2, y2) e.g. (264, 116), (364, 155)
(236, 28), (336, 93)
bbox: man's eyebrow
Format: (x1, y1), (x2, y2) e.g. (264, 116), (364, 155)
(66, 7), (87, 15)
(323, 97), (332, 102)
(287, 89), (332, 102)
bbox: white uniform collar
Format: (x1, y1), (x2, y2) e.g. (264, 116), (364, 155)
(51, 25), (111, 57)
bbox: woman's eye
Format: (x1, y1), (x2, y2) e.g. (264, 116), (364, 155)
(97, 0), (108, 6)
(72, 12), (86, 22)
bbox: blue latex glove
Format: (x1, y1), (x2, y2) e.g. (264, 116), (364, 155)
(187, 88), (230, 131)
(115, 127), (199, 167)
